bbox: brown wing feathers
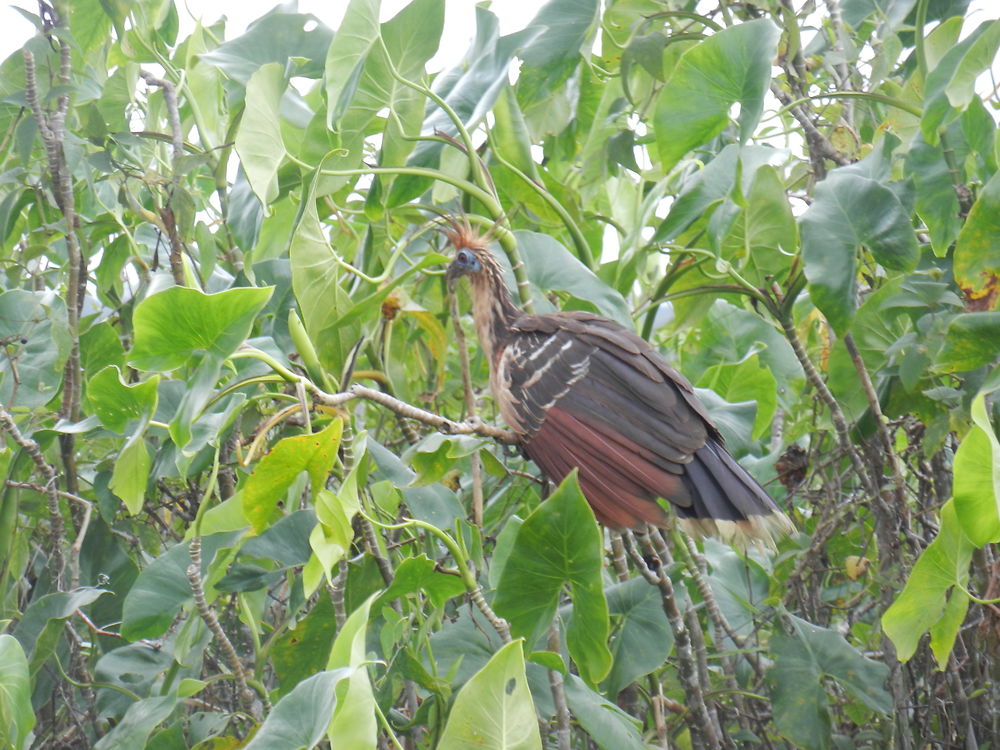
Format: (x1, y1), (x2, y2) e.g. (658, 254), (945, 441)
(445, 234), (794, 548)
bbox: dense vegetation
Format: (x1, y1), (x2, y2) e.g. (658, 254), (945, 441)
(1, 0), (999, 747)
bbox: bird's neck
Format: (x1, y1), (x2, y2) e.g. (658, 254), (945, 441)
(469, 271), (521, 362)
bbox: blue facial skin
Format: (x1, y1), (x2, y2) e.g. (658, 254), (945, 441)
(446, 248), (482, 283)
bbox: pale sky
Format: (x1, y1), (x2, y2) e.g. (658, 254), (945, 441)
(1, 1), (996, 118)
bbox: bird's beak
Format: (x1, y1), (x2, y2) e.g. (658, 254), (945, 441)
(445, 261), (461, 289)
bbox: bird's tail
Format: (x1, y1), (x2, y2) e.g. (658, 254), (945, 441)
(674, 440), (795, 550)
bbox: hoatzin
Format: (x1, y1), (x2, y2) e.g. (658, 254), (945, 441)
(445, 225), (794, 549)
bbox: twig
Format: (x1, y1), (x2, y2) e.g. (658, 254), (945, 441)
(469, 585), (511, 643)
(140, 70), (186, 284)
(609, 531), (630, 582)
(316, 384), (519, 444)
(779, 317), (880, 499)
(624, 531), (718, 750)
(449, 291), (485, 526)
(844, 333), (907, 511)
(327, 559), (349, 629)
(548, 622), (571, 750)
(186, 536), (256, 714)
(0, 407), (65, 588)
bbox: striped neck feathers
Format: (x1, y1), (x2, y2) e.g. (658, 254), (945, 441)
(467, 254), (522, 362)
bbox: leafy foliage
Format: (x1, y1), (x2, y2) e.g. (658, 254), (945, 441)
(1, 0), (999, 748)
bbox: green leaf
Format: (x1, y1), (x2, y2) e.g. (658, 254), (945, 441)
(437, 639), (542, 750)
(377, 555), (467, 608)
(85, 366), (158, 433)
(953, 169), (1000, 306)
(0, 635), (34, 750)
(197, 10), (333, 84)
(936, 313), (1000, 372)
(327, 594), (377, 748)
(518, 0), (599, 67)
(368, 439), (464, 529)
(564, 674), (646, 750)
(271, 596), (338, 700)
(93, 695), (179, 750)
(386, 7), (524, 206)
(494, 472), (612, 685)
(515, 230), (631, 327)
(602, 578), (672, 696)
(12, 587), (108, 665)
(236, 62), (287, 206)
(289, 197), (358, 374)
(952, 393), (1000, 546)
(242, 419), (343, 533)
(767, 615), (891, 750)
(654, 20), (779, 172)
(129, 285), (273, 371)
(323, 0), (380, 129)
(121, 532), (241, 641)
(697, 354), (777, 441)
(800, 168), (919, 334)
(244, 669), (351, 750)
(922, 20), (1000, 141)
(110, 431), (152, 515)
(718, 164), (797, 284)
(0, 290), (69, 409)
(882, 500), (975, 664)
(906, 136), (963, 256)
(655, 145), (785, 242)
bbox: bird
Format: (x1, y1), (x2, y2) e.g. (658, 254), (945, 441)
(444, 222), (794, 549)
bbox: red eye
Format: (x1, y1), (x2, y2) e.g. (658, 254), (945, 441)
(457, 249), (472, 264)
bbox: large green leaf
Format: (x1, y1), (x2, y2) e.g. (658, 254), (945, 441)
(654, 144), (785, 242)
(288, 196), (358, 374)
(883, 500), (974, 664)
(0, 634), (34, 750)
(654, 20), (779, 172)
(242, 419), (343, 533)
(386, 7), (530, 206)
(768, 615), (892, 750)
(514, 230), (631, 327)
(800, 167), (919, 334)
(936, 313), (1000, 372)
(85, 366), (159, 433)
(326, 594), (377, 748)
(602, 578), (671, 696)
(437, 639), (542, 750)
(129, 285), (273, 371)
(236, 62), (287, 206)
(323, 0), (380, 129)
(12, 587), (109, 666)
(93, 695), (178, 750)
(121, 532), (241, 641)
(197, 10), (333, 84)
(952, 393), (1000, 546)
(493, 473), (612, 685)
(244, 669), (351, 750)
(922, 20), (1000, 141)
(564, 674), (646, 750)
(0, 290), (68, 409)
(109, 430), (152, 515)
(953, 169), (1000, 306)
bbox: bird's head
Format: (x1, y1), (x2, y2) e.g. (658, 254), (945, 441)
(442, 220), (493, 287)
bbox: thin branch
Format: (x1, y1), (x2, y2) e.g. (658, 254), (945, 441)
(450, 290), (485, 527)
(547, 623), (571, 750)
(0, 407), (65, 588)
(187, 536), (256, 715)
(624, 530), (718, 750)
(844, 333), (907, 511)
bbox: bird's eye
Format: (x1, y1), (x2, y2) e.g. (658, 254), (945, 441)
(456, 249), (473, 265)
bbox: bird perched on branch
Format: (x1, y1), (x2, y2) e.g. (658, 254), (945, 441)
(444, 223), (794, 549)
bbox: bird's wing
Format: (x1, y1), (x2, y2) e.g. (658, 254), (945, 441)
(496, 313), (716, 527)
